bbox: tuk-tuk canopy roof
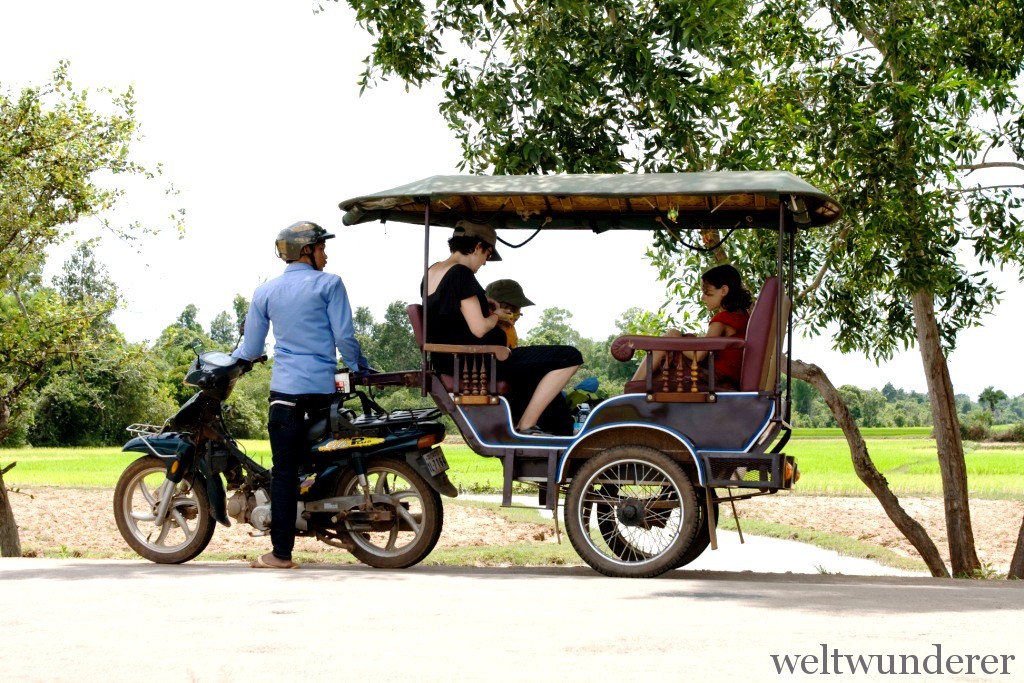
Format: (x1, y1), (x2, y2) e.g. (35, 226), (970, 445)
(339, 171), (842, 231)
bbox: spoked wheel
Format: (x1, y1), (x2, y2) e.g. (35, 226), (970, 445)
(336, 459), (443, 569)
(676, 490), (719, 568)
(113, 456), (216, 564)
(565, 446), (699, 578)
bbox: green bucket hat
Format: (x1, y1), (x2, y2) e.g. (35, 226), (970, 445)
(485, 279), (535, 307)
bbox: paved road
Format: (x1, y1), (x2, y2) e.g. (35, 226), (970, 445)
(2, 558), (1021, 682)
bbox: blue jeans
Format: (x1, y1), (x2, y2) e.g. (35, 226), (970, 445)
(267, 392), (333, 560)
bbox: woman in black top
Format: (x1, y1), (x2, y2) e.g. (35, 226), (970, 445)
(423, 222), (581, 435)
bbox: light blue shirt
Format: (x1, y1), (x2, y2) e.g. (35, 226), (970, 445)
(234, 263), (369, 395)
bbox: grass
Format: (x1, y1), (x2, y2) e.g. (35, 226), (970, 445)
(784, 438), (1024, 499)
(7, 432), (1019, 499)
(792, 426), (935, 439)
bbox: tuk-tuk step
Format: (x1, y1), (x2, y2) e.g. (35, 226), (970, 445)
(697, 451), (793, 489)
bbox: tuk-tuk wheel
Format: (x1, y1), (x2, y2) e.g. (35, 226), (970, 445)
(565, 446), (699, 578)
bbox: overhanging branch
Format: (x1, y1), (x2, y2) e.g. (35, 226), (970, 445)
(798, 223), (852, 301)
(959, 161), (1024, 174)
(957, 184), (1024, 193)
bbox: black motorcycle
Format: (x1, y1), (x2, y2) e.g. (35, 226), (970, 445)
(113, 349), (454, 568)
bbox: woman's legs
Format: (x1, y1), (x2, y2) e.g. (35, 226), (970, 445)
(516, 365), (579, 431)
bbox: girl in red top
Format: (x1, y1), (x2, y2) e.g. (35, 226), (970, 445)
(696, 264), (752, 387)
(630, 264), (752, 389)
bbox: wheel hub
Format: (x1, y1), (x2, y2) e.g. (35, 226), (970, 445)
(616, 498), (648, 528)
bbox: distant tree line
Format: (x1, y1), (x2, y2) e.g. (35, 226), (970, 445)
(790, 378), (1024, 439)
(3, 247), (1021, 446)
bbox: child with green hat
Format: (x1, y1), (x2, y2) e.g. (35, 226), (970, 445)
(485, 278), (535, 349)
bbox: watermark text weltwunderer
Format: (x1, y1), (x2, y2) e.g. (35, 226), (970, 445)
(771, 644), (1015, 676)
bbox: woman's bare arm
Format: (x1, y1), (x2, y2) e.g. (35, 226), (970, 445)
(461, 296), (507, 338)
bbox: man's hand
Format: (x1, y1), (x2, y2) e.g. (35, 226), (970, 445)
(352, 365), (380, 377)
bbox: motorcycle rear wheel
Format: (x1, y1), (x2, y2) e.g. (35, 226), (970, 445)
(113, 455), (215, 564)
(335, 459), (443, 569)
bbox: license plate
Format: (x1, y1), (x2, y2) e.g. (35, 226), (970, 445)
(423, 449), (449, 476)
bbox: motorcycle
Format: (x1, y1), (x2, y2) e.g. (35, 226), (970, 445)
(113, 348), (455, 568)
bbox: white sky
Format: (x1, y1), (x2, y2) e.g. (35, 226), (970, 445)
(3, 0), (1022, 399)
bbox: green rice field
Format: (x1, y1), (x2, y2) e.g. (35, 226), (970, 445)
(2, 428), (1022, 499)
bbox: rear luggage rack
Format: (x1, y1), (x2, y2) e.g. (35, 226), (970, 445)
(126, 423), (164, 436)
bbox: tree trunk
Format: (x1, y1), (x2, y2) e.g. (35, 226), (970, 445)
(911, 290), (981, 576)
(0, 463), (22, 558)
(0, 398), (11, 444)
(789, 358), (950, 577)
(1010, 515), (1024, 580)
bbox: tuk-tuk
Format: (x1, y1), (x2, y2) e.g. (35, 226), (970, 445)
(341, 171), (842, 577)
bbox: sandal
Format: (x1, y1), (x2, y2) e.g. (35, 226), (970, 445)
(250, 552), (300, 569)
(518, 426), (553, 437)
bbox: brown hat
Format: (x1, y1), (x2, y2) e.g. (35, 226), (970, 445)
(453, 220), (502, 261)
(485, 279), (534, 307)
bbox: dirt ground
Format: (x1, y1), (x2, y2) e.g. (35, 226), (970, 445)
(6, 488), (1022, 572)
(6, 488), (558, 559)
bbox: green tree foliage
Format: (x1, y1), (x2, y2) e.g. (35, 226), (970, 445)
(523, 307), (581, 347)
(978, 386), (1008, 413)
(209, 310), (236, 346)
(23, 245), (175, 446)
(52, 242), (119, 328)
(0, 63), (179, 441)
(223, 360), (272, 439)
(28, 344), (176, 446)
(370, 301), (421, 371)
(151, 311), (215, 407)
(175, 303), (203, 335)
(232, 294), (250, 336)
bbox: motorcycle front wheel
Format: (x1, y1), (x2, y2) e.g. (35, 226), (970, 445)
(113, 455), (216, 564)
(335, 459), (443, 569)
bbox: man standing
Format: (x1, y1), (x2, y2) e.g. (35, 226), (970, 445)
(234, 221), (371, 569)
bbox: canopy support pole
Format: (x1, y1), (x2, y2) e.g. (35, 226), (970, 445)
(421, 203), (431, 397)
(775, 200), (785, 421)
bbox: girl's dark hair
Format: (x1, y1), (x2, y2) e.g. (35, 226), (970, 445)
(702, 264), (752, 312)
(448, 235), (491, 255)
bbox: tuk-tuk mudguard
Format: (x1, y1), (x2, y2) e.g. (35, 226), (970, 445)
(557, 422), (704, 484)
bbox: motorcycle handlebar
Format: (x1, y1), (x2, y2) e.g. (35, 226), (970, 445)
(238, 355), (268, 372)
